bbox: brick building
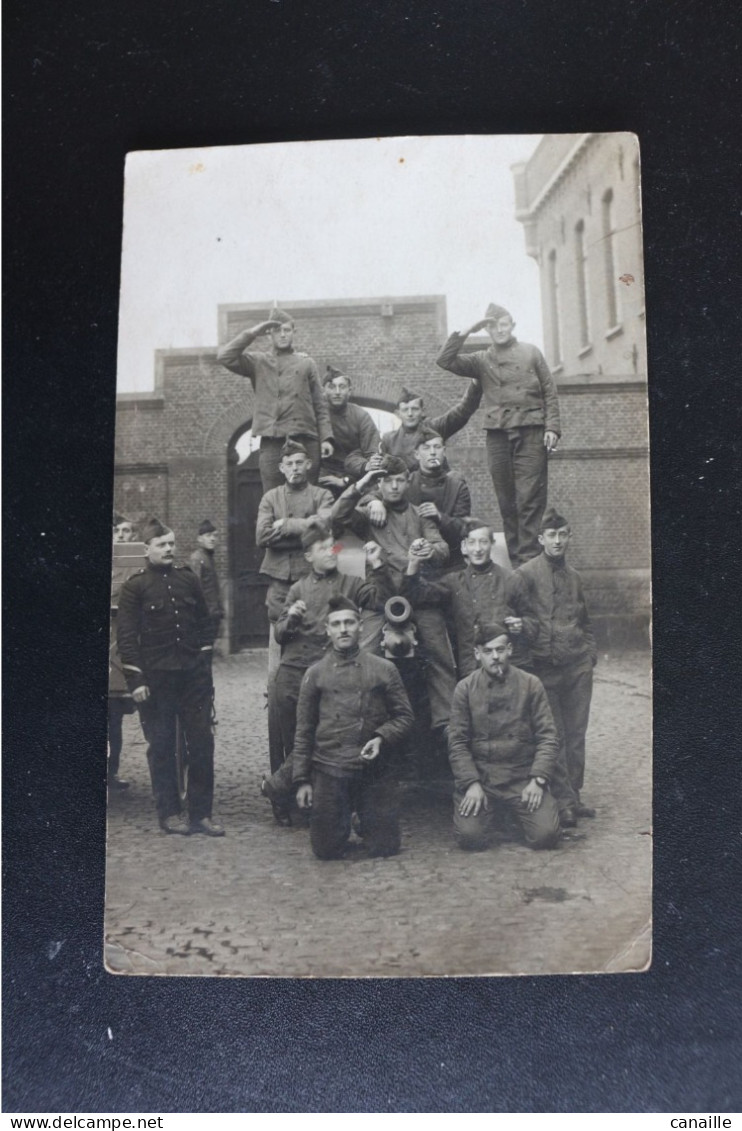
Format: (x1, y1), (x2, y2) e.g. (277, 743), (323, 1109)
(115, 284), (650, 649)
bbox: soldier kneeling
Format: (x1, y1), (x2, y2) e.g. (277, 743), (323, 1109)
(292, 596), (414, 860)
(448, 622), (561, 852)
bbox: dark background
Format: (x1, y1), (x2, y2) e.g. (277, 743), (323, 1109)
(4, 0), (741, 1113)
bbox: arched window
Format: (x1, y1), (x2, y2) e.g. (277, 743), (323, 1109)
(602, 189), (620, 330)
(547, 249), (562, 366)
(575, 220), (591, 350)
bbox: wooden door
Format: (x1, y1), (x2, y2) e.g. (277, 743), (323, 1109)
(228, 450), (269, 650)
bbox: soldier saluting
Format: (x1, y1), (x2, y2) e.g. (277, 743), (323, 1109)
(116, 517), (225, 837)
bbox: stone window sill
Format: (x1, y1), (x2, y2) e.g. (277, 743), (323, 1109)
(605, 324), (624, 341)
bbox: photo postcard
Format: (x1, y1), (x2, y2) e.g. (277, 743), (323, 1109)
(105, 133), (651, 977)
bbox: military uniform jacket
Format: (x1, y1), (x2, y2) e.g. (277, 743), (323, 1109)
(292, 649), (414, 783)
(406, 469), (472, 550)
(448, 665), (559, 792)
(331, 485), (449, 585)
(402, 561), (528, 676)
(188, 547), (224, 621)
(380, 381), (483, 469)
(216, 330), (333, 444)
(256, 483), (334, 582)
(117, 562), (213, 692)
(274, 566), (394, 669)
(437, 333), (561, 435)
(321, 402), (380, 479)
(506, 553), (596, 667)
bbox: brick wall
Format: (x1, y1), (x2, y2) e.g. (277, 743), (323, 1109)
(514, 132), (646, 381)
(115, 295), (650, 649)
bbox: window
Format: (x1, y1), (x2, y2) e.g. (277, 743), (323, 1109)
(547, 249), (562, 366)
(602, 189), (620, 330)
(575, 220), (591, 350)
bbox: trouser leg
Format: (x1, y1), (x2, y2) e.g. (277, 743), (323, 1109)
(452, 790), (497, 850)
(108, 699), (125, 777)
(178, 666), (216, 822)
(503, 784), (561, 849)
(559, 659), (593, 794)
(512, 426), (548, 565)
(309, 770), (352, 860)
(486, 429), (518, 566)
(358, 774), (401, 857)
(269, 664), (304, 773)
(258, 438), (285, 492)
(532, 664), (578, 810)
(137, 674), (181, 820)
(414, 608), (457, 730)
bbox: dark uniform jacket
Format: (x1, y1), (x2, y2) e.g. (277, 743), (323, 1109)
(117, 562), (213, 693)
(256, 482), (334, 582)
(216, 330), (333, 445)
(448, 665), (559, 792)
(507, 553), (596, 667)
(380, 381), (483, 469)
(321, 402), (380, 480)
(406, 468), (471, 567)
(402, 561), (528, 676)
(436, 333), (561, 436)
(292, 648), (414, 783)
(188, 547), (224, 622)
(331, 485), (449, 585)
(274, 566), (394, 670)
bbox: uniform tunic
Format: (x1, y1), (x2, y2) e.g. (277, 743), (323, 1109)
(437, 332), (561, 567)
(292, 648), (413, 783)
(321, 401), (380, 480)
(448, 664), (562, 851)
(406, 468), (471, 569)
(403, 560), (528, 677)
(217, 331), (333, 445)
(188, 546), (224, 640)
(448, 665), (559, 792)
(380, 381), (483, 469)
(436, 334), (560, 435)
(331, 485), (455, 728)
(256, 482), (335, 624)
(116, 562), (215, 822)
(507, 552), (596, 803)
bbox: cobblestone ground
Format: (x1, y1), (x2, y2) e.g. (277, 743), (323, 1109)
(104, 650), (651, 978)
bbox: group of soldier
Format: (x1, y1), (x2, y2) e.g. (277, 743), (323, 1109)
(111, 302), (598, 861)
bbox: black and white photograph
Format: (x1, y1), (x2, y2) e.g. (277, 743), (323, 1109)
(105, 132), (651, 977)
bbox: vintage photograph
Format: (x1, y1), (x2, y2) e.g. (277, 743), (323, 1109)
(105, 133), (651, 977)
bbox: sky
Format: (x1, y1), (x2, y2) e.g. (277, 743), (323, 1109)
(117, 134), (543, 393)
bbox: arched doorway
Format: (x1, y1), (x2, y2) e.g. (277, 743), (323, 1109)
(228, 425), (269, 651)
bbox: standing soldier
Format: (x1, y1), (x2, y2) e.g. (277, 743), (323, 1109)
(436, 304), (561, 567)
(108, 513), (140, 791)
(256, 440), (335, 640)
(117, 517), (225, 837)
(506, 510), (597, 826)
(189, 520), (224, 658)
(216, 306), (335, 492)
